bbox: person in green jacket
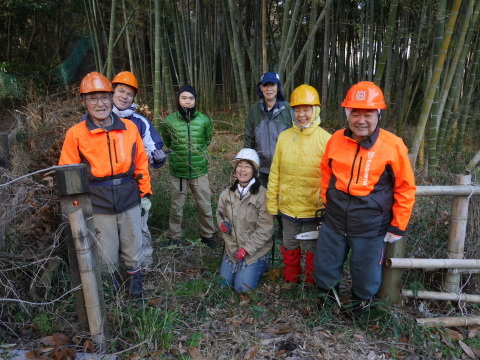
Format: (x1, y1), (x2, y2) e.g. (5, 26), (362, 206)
(160, 86), (219, 249)
(243, 72), (293, 188)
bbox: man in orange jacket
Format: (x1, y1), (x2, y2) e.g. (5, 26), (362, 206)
(59, 72), (152, 301)
(313, 81), (416, 310)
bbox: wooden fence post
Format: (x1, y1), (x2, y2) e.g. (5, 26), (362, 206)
(55, 164), (107, 335)
(68, 208), (105, 348)
(444, 174), (471, 292)
(377, 153), (416, 303)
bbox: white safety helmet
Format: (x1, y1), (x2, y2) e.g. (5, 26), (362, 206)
(231, 148), (260, 170)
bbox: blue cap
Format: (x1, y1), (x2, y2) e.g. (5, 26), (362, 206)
(259, 72), (281, 85)
(255, 72), (285, 101)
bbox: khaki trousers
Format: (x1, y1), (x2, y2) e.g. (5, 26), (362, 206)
(93, 205), (144, 273)
(282, 217), (318, 253)
(168, 174), (215, 239)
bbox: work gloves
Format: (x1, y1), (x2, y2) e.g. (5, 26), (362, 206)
(384, 232), (402, 243)
(140, 197), (152, 216)
(151, 149), (167, 169)
(234, 248), (248, 261)
(220, 220), (232, 234)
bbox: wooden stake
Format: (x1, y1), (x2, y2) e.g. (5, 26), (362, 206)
(402, 289), (480, 303)
(68, 208), (104, 346)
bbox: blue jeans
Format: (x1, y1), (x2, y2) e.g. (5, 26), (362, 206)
(220, 256), (269, 293)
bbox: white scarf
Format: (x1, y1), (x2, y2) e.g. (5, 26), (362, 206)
(112, 102), (138, 118)
(237, 178), (256, 199)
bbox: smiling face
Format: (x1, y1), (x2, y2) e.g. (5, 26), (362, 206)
(348, 108), (379, 142)
(259, 82), (279, 102)
(83, 91), (112, 124)
(293, 105), (313, 127)
(113, 84), (136, 110)
(235, 160), (254, 185)
(179, 92), (195, 108)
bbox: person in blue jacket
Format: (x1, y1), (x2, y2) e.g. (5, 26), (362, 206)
(111, 71), (166, 267)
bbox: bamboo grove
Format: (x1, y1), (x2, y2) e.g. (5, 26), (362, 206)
(1, 0), (480, 173)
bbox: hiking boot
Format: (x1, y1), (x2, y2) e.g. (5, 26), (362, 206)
(201, 236), (220, 249)
(280, 281), (298, 293)
(126, 270), (143, 302)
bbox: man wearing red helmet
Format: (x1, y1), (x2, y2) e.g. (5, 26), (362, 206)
(59, 72), (151, 301)
(313, 81), (416, 311)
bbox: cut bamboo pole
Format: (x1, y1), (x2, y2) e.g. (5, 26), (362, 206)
(68, 208), (104, 348)
(444, 174), (471, 292)
(416, 316), (480, 328)
(415, 184), (480, 196)
(402, 289), (480, 303)
(387, 258), (480, 269)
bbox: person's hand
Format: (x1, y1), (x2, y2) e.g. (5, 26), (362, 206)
(140, 197), (152, 216)
(384, 232), (402, 243)
(151, 149), (166, 161)
(234, 248), (248, 261)
(220, 220), (231, 234)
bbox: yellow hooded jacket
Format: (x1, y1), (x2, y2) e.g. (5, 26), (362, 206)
(266, 106), (331, 219)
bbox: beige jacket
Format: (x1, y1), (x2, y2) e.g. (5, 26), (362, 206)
(216, 185), (274, 265)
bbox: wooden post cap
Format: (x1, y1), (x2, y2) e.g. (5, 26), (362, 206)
(55, 164), (89, 196)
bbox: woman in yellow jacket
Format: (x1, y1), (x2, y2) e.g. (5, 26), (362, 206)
(267, 85), (331, 292)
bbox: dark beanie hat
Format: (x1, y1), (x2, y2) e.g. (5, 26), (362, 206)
(178, 85), (197, 99)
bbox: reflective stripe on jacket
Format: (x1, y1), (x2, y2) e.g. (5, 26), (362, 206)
(160, 110), (212, 179)
(266, 114), (331, 219)
(59, 113), (151, 214)
(216, 185), (273, 265)
(321, 127), (416, 237)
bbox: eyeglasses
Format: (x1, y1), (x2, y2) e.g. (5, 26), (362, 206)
(85, 95), (111, 105)
(236, 164), (253, 170)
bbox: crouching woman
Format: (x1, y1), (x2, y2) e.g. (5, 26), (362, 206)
(216, 149), (274, 293)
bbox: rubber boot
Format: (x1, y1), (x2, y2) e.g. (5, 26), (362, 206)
(126, 270), (143, 302)
(304, 251), (315, 285)
(281, 246), (302, 292)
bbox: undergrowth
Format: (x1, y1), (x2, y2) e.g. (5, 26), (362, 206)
(0, 94), (479, 359)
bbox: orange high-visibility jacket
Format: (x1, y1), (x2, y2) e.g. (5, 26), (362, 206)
(59, 113), (151, 214)
(321, 127), (416, 237)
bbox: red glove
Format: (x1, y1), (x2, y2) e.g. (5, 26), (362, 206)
(220, 220), (231, 234)
(234, 248), (248, 261)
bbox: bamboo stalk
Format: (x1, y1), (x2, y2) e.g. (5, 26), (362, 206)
(387, 258), (480, 269)
(402, 290), (480, 303)
(416, 316), (480, 328)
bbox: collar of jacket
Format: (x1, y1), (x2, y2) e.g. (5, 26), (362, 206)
(177, 109), (198, 122)
(292, 112), (321, 134)
(344, 125), (380, 150)
(260, 99), (286, 117)
(85, 112), (127, 132)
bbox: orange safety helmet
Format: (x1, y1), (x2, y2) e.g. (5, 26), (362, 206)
(341, 81), (386, 110)
(79, 72), (113, 95)
(111, 71), (140, 94)
(290, 84), (321, 107)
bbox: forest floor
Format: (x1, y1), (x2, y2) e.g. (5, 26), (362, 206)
(0, 94), (479, 360)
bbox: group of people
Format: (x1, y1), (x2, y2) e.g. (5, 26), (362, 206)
(58, 69), (416, 308)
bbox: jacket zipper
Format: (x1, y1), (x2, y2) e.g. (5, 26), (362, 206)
(106, 132), (114, 178)
(113, 139), (118, 163)
(187, 121), (192, 178)
(345, 144), (361, 235)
